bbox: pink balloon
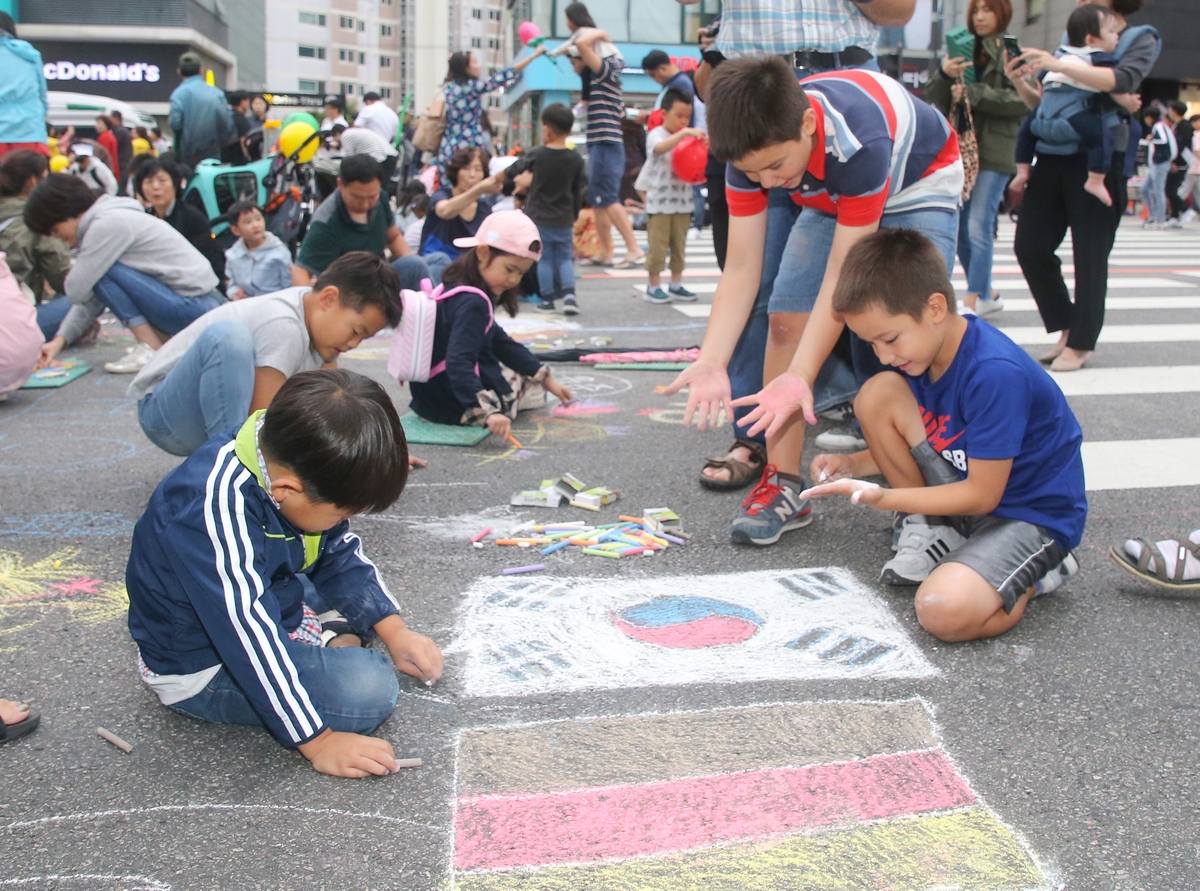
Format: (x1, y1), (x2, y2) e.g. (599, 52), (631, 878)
(518, 21), (541, 45)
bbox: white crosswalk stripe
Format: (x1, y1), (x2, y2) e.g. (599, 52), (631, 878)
(615, 218), (1200, 493)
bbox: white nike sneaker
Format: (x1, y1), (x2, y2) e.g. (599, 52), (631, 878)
(104, 341), (155, 374)
(880, 514), (966, 585)
(1034, 551), (1079, 597)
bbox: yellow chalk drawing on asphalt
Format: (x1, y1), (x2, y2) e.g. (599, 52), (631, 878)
(0, 548), (129, 646)
(457, 807), (1050, 891)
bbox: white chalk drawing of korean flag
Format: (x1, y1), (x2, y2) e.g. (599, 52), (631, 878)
(453, 567), (936, 698)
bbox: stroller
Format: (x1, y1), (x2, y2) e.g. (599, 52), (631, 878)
(180, 126), (321, 258)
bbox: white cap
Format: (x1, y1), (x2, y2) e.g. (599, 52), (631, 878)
(71, 143), (93, 157)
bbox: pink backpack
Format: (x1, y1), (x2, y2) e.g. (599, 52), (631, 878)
(387, 279), (494, 384)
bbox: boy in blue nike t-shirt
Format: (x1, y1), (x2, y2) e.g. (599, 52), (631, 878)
(126, 369), (442, 777)
(802, 229), (1086, 643)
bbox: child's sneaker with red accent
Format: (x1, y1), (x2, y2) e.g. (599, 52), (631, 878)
(729, 465), (813, 546)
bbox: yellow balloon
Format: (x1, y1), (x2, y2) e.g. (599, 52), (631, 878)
(277, 121), (318, 163)
(49, 155), (70, 173)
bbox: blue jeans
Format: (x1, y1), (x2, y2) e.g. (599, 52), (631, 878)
(1144, 160), (1170, 223)
(169, 635), (400, 736)
(692, 184), (706, 230)
(92, 263), (222, 335)
(393, 253), (449, 291)
(957, 168), (1011, 300)
(35, 295), (71, 342)
(536, 225), (575, 300)
(137, 320), (256, 456)
(771, 205), (959, 385)
(587, 141), (625, 208)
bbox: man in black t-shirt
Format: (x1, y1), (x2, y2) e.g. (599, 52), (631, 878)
(1166, 101), (1190, 225)
(221, 92), (252, 165)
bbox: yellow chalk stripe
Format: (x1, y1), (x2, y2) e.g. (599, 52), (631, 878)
(456, 807), (1049, 891)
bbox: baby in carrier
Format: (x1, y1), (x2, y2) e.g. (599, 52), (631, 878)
(1011, 4), (1121, 206)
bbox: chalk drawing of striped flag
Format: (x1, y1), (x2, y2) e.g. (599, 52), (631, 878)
(453, 699), (1053, 891)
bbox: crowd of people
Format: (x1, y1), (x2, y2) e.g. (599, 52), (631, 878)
(2, 1), (1198, 769)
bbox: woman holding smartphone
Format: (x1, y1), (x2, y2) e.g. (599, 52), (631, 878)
(926, 0), (1028, 317)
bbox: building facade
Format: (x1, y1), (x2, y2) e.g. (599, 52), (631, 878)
(12, 0), (242, 117)
(265, 0), (404, 109)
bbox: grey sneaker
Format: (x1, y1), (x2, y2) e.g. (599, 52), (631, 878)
(562, 294), (579, 315)
(814, 427), (867, 451)
(1034, 551), (1079, 597)
(817, 403), (855, 423)
(104, 341), (155, 374)
(729, 465), (813, 546)
(880, 514), (966, 585)
(642, 287), (673, 305)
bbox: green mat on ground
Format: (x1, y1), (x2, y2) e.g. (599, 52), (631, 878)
(401, 412), (491, 446)
(593, 362), (692, 371)
(21, 361), (92, 389)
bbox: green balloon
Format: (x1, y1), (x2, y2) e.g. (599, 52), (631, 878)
(282, 112), (320, 130)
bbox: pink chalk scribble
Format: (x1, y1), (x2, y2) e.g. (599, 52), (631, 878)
(48, 577), (105, 597)
(551, 400), (621, 417)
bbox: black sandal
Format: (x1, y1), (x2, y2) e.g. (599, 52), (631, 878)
(0, 709), (39, 744)
(699, 439), (767, 491)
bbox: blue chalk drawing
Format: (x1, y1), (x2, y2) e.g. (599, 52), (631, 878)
(1, 512), (135, 537)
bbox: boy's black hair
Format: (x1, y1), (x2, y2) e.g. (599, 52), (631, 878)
(1169, 100), (1188, 117)
(363, 91), (381, 102)
(1143, 106), (1162, 122)
(832, 229), (957, 320)
(641, 49), (671, 72)
(1066, 4), (1112, 47)
(227, 198), (264, 226)
(660, 88), (694, 114)
(23, 173), (98, 235)
(0, 149), (47, 198)
(441, 244), (531, 318)
(541, 102), (575, 136)
(132, 156), (184, 200)
(312, 251), (402, 327)
(339, 153), (383, 185)
(179, 62), (202, 78)
(1190, 115), (1200, 124)
(411, 193), (430, 215)
(705, 55), (812, 161)
(260, 369), (409, 514)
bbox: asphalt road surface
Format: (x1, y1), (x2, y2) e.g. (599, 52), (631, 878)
(0, 217), (1197, 890)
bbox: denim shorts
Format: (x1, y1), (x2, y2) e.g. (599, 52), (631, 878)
(768, 205), (960, 315)
(587, 141), (625, 208)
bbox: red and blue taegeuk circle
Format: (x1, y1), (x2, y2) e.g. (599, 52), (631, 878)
(611, 596), (763, 649)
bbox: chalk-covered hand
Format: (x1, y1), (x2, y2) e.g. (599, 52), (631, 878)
(800, 477), (883, 506)
(544, 374), (574, 405)
(389, 628), (444, 685)
(662, 358), (731, 430)
(37, 336), (65, 370)
(730, 371), (816, 439)
(299, 729), (400, 778)
(486, 412), (512, 442)
(809, 453), (856, 487)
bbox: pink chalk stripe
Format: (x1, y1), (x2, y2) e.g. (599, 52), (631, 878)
(455, 749), (974, 871)
(611, 614), (760, 649)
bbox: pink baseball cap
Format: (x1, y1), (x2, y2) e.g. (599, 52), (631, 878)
(453, 210), (543, 260)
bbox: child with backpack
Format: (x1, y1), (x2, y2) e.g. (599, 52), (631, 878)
(394, 211), (573, 443)
(1010, 4), (1122, 206)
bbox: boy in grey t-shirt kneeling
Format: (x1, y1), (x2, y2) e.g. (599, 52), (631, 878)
(130, 252), (401, 456)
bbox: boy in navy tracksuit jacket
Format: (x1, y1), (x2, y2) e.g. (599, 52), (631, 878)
(126, 369), (442, 778)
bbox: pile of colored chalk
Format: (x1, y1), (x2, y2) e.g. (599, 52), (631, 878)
(472, 510), (690, 574)
(510, 472), (619, 511)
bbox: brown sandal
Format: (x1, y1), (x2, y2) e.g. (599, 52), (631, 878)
(699, 439), (766, 491)
(1110, 535), (1200, 591)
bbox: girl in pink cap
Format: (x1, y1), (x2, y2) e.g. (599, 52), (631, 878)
(407, 210), (573, 443)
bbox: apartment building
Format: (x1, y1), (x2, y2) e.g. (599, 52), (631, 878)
(266, 0), (403, 108)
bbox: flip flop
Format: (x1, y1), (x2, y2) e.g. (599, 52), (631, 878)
(1110, 535), (1200, 591)
(0, 709), (40, 744)
(612, 256), (646, 270)
(579, 257), (613, 267)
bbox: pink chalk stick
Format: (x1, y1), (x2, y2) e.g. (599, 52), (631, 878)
(454, 749), (974, 870)
(470, 528), (492, 544)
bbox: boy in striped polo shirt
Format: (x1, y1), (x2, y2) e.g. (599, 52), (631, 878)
(667, 55), (962, 549)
